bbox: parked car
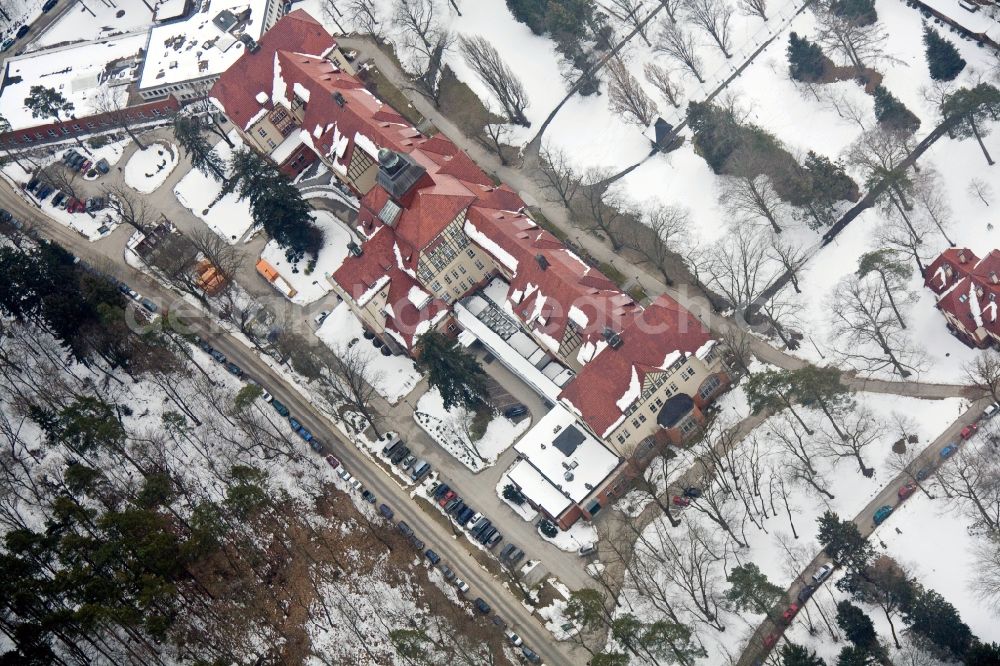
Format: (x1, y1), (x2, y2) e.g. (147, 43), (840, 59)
(503, 403), (528, 418)
(672, 495), (691, 507)
(491, 616), (507, 630)
(349, 478), (362, 492)
(378, 431), (401, 453)
(961, 424), (978, 439)
(470, 519), (491, 537)
(400, 454), (417, 469)
(15, 24), (30, 39)
(941, 444), (958, 459)
(336, 470), (352, 484)
(314, 310), (330, 325)
(271, 399), (289, 417)
(325, 455), (340, 469)
(440, 565), (456, 582)
(260, 389), (273, 403)
(397, 521), (414, 538)
(361, 490), (375, 504)
(0, 38), (15, 52)
(454, 579), (470, 594)
(37, 185), (53, 200)
(410, 461), (431, 481)
(209, 349), (227, 363)
(521, 647), (542, 664)
(42, 0), (59, 13)
(50, 192), (65, 207)
(0, 209), (12, 223)
(425, 549), (440, 565)
(138, 298), (157, 313)
(298, 427), (314, 442)
(578, 543), (598, 557)
(474, 598), (491, 614)
(915, 466), (931, 481)
(409, 535), (425, 550)
(811, 563), (834, 584)
(797, 583), (816, 604)
(438, 490), (456, 507)
(682, 486), (703, 498)
(873, 505), (894, 525)
(225, 362), (242, 377)
(289, 417), (302, 431)
(486, 531), (503, 548)
(781, 603), (800, 623)
(310, 439), (322, 453)
(382, 439), (403, 458)
(379, 504), (394, 519)
(897, 482), (917, 500)
(433, 483), (451, 499)
(444, 498), (462, 513)
(505, 630), (523, 647)
(390, 446), (410, 465)
(763, 633), (780, 649)
(456, 506), (476, 525)
(95, 159), (110, 174)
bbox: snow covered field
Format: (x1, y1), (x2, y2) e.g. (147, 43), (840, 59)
(315, 302), (422, 404)
(259, 210), (356, 304)
(414, 386), (531, 472)
(173, 134), (255, 243)
(123, 142), (178, 194)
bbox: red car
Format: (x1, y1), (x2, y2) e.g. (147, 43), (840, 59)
(325, 455), (340, 469)
(763, 633), (780, 648)
(897, 482), (917, 500)
(961, 424), (978, 439)
(438, 490), (456, 507)
(672, 495), (691, 507)
(781, 603), (800, 623)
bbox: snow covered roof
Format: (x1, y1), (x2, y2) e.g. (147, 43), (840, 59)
(139, 0), (273, 90)
(154, 0), (189, 22)
(926, 247), (1000, 340)
(506, 460), (573, 517)
(560, 295), (713, 436)
(512, 405), (621, 511)
(0, 34), (146, 131)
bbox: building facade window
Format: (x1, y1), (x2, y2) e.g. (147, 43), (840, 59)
(699, 375), (722, 400)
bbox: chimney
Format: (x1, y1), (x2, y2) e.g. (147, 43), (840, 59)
(332, 91), (346, 107)
(991, 271), (998, 285)
(535, 254), (549, 270)
(603, 327), (623, 349)
(959, 250), (968, 264)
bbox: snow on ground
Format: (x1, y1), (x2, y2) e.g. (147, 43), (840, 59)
(413, 386), (531, 472)
(173, 134), (255, 243)
(538, 520), (597, 554)
(0, 0), (45, 37)
(259, 210), (356, 305)
(35, 0), (154, 47)
(495, 474), (539, 522)
(123, 142), (178, 194)
(315, 302), (422, 404)
(613, 391), (966, 663)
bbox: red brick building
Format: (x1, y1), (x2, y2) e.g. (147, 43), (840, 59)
(925, 247), (1000, 347)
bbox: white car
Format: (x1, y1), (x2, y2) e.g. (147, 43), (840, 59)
(454, 578), (470, 594)
(314, 310), (330, 325)
(260, 389), (274, 403)
(350, 478), (363, 492)
(811, 563), (834, 584)
(981, 402), (999, 420)
(505, 630), (523, 647)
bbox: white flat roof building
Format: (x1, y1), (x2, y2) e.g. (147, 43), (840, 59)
(0, 33), (146, 131)
(509, 405), (621, 519)
(138, 0), (280, 100)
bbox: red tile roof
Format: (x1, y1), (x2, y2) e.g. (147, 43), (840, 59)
(559, 295), (713, 436)
(926, 247), (1000, 342)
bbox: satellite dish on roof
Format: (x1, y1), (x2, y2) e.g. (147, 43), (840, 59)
(563, 471), (574, 482)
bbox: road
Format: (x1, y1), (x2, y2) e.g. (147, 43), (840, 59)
(736, 396), (987, 666)
(0, 177), (584, 666)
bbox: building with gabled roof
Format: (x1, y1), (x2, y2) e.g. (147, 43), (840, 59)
(209, 10), (731, 528)
(925, 247), (1000, 347)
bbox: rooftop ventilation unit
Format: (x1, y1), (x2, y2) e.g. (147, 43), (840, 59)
(535, 254), (549, 270)
(563, 471), (575, 482)
(333, 91), (346, 107)
(603, 327), (623, 349)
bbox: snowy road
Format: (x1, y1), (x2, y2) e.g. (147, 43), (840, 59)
(0, 176), (586, 666)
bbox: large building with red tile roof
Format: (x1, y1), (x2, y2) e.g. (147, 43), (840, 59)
(210, 11), (731, 528)
(924, 247), (1000, 347)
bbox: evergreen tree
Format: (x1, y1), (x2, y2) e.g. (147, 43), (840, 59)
(506, 0), (546, 34)
(23, 85), (75, 126)
(745, 369), (814, 433)
(724, 563), (783, 614)
(789, 365), (853, 437)
(781, 643), (827, 666)
(799, 151), (858, 228)
(923, 25), (966, 81)
(836, 646), (878, 666)
(173, 115), (227, 181)
(872, 85), (921, 134)
(643, 620), (707, 663)
(904, 588), (974, 659)
(591, 652), (629, 666)
(941, 83), (1000, 166)
(414, 330), (488, 411)
(965, 641), (1000, 665)
(817, 511), (873, 568)
(836, 601), (878, 650)
(829, 0), (877, 25)
(787, 32), (826, 81)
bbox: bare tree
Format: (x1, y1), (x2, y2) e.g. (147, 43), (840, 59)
(654, 21), (705, 83)
(605, 56), (658, 127)
(605, 0), (654, 45)
(911, 168), (955, 245)
(104, 182), (156, 233)
(188, 82), (236, 148)
(758, 290), (805, 349)
(656, 0), (684, 21)
(966, 348), (1000, 402)
(719, 171), (788, 234)
(93, 84), (147, 149)
(815, 86), (870, 131)
(884, 418), (935, 498)
(188, 227), (245, 286)
(937, 438), (1000, 532)
(458, 35), (530, 126)
(769, 236), (806, 293)
(969, 177), (994, 207)
(623, 202), (689, 284)
(577, 167), (626, 250)
(766, 413), (834, 499)
(538, 142), (582, 208)
(321, 344), (385, 436)
(393, 0), (453, 104)
(817, 405), (883, 476)
(693, 223), (781, 318)
(644, 62), (682, 109)
(847, 128), (920, 240)
(814, 8), (890, 72)
(479, 102), (515, 164)
(972, 536), (1000, 613)
(830, 274), (925, 378)
(685, 0), (734, 58)
(738, 0), (767, 20)
(876, 211), (934, 275)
